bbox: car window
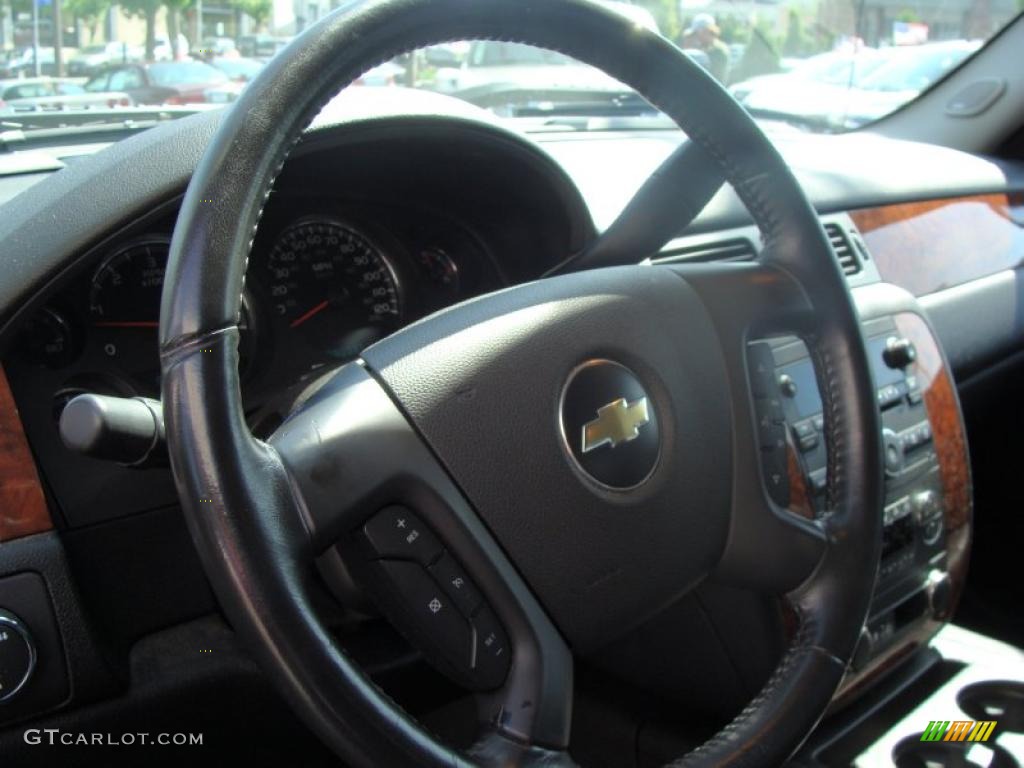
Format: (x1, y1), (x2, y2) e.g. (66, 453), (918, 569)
(55, 82), (86, 95)
(4, 83), (52, 99)
(83, 75), (109, 92)
(108, 68), (144, 91)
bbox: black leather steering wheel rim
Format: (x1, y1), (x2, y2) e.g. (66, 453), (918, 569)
(159, 1), (883, 766)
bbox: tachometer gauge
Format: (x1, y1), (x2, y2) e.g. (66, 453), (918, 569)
(262, 219), (401, 356)
(90, 241), (167, 331)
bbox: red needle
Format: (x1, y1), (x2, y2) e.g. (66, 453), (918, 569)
(290, 300), (330, 329)
(93, 321), (160, 328)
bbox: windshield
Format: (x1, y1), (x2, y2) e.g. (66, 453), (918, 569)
(469, 42), (575, 68)
(0, 0), (1018, 142)
(856, 41), (981, 92)
(148, 62), (227, 87)
(211, 58), (263, 80)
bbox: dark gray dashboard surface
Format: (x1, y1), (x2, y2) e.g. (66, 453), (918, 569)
(2, 89), (1024, 376)
(533, 126), (1024, 232)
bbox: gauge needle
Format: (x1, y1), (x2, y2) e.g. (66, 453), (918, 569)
(290, 300), (330, 329)
(93, 321), (160, 328)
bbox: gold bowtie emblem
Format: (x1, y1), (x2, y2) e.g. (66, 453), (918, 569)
(581, 397), (650, 453)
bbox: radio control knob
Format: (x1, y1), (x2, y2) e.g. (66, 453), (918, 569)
(926, 569), (952, 618)
(911, 490), (939, 522)
(883, 337), (917, 369)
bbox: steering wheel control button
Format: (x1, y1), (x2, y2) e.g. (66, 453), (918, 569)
(559, 360), (660, 490)
(747, 343), (791, 506)
(747, 343), (775, 397)
(469, 607), (511, 690)
(428, 554), (483, 618)
(361, 506), (442, 565)
(758, 419), (786, 452)
(760, 447), (790, 507)
(0, 611), (36, 703)
(374, 560), (474, 682)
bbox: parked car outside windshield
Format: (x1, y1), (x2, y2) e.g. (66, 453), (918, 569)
(85, 61), (227, 106)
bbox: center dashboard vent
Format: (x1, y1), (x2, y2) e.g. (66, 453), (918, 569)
(657, 237), (756, 263)
(824, 223), (862, 276)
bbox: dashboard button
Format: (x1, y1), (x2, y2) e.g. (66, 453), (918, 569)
(362, 506), (443, 565)
(747, 343), (776, 397)
(428, 553), (483, 618)
(882, 429), (904, 475)
(877, 385), (902, 408)
(793, 420), (818, 452)
(758, 420), (786, 452)
(375, 559), (473, 676)
(470, 607), (511, 690)
(809, 468), (827, 494)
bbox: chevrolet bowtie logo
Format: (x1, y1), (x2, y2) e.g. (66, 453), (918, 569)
(581, 397), (650, 453)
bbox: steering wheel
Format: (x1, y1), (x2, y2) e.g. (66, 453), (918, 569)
(159, 1), (883, 765)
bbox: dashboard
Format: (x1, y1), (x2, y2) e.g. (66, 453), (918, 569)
(0, 88), (1022, 755)
(10, 198), (500, 436)
(0, 107), (592, 534)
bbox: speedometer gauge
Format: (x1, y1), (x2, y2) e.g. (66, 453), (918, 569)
(262, 220), (401, 355)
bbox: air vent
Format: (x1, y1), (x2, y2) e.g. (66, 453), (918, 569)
(824, 223), (861, 276)
(658, 237), (756, 264)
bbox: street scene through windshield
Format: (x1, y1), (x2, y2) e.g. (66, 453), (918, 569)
(0, 0), (1020, 131)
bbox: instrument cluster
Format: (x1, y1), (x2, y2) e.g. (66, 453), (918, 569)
(11, 201), (501, 433)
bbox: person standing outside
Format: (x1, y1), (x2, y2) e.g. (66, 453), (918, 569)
(683, 13), (730, 84)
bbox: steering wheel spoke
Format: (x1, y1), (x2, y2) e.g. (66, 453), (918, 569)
(665, 260), (828, 592)
(269, 363), (574, 753)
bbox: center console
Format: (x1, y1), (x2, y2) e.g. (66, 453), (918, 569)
(753, 299), (973, 700)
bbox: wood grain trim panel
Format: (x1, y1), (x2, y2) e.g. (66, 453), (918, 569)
(834, 312), (971, 707)
(786, 443), (815, 520)
(850, 193), (1024, 297)
(0, 365), (53, 541)
(894, 312), (972, 613)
